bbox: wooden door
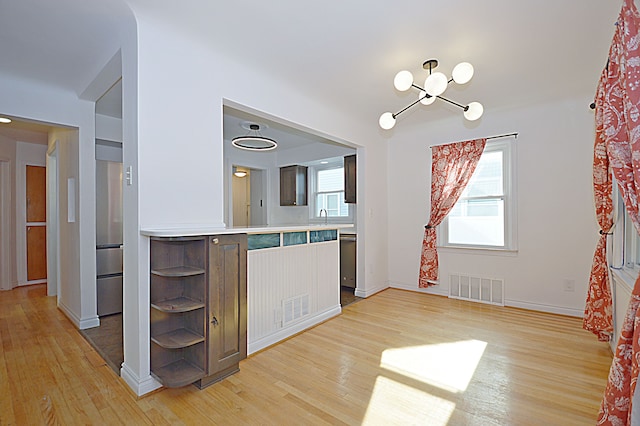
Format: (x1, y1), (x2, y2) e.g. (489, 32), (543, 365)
(26, 165), (46, 281)
(207, 234), (247, 377)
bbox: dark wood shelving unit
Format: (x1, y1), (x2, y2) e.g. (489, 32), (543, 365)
(150, 237), (207, 388)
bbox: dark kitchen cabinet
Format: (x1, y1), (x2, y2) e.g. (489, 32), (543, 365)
(344, 154), (356, 204)
(280, 165), (307, 206)
(196, 234), (247, 389)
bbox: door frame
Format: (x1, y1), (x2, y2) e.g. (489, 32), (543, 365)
(0, 158), (11, 291)
(229, 163), (268, 227)
(46, 142), (59, 296)
(17, 158), (47, 286)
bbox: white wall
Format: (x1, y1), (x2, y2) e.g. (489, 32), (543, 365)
(50, 129), (82, 320)
(125, 11), (389, 395)
(387, 97), (598, 316)
(96, 113), (123, 142)
(0, 134), (17, 288)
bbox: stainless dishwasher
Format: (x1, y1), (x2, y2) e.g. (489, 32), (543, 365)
(340, 233), (356, 288)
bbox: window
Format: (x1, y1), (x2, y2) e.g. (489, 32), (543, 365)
(311, 164), (350, 219)
(440, 140), (516, 250)
(612, 187), (640, 271)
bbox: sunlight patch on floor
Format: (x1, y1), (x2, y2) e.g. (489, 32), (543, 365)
(362, 375), (456, 425)
(380, 339), (487, 393)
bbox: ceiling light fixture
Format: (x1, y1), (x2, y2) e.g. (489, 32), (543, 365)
(0, 117), (12, 124)
(233, 166), (248, 178)
(379, 59), (483, 130)
(232, 123), (277, 151)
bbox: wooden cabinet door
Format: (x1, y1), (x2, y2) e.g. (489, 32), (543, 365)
(344, 154), (356, 204)
(280, 165), (307, 206)
(26, 165), (46, 281)
(207, 234), (247, 376)
(279, 166), (297, 206)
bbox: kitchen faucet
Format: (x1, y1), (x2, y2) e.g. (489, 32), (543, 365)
(319, 208), (328, 224)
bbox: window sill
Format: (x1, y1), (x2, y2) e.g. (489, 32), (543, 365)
(437, 245), (518, 257)
(309, 219), (353, 225)
(609, 267), (636, 293)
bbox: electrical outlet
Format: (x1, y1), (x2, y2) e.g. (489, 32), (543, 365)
(563, 279), (575, 292)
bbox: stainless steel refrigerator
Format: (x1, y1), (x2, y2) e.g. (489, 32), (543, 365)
(96, 159), (123, 316)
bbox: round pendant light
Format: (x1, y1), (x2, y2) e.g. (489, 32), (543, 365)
(232, 123), (277, 151)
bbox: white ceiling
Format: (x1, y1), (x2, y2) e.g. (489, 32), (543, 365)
(0, 117), (55, 145)
(0, 0), (622, 137)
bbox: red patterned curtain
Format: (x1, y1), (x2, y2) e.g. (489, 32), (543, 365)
(594, 0), (640, 424)
(583, 76), (614, 343)
(419, 138), (486, 288)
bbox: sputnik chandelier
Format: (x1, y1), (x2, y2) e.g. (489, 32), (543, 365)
(379, 59), (483, 129)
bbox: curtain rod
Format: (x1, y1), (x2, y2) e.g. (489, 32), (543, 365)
(429, 132), (518, 148)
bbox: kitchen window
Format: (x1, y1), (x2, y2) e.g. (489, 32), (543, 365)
(311, 164), (351, 220)
(439, 140), (516, 250)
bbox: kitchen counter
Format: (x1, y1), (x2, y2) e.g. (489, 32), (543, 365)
(141, 223), (352, 354)
(141, 223), (354, 237)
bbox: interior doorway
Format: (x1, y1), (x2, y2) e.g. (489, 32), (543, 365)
(26, 165), (47, 282)
(231, 166), (267, 227)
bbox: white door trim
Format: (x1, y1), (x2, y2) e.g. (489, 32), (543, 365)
(46, 142), (59, 297)
(0, 158), (11, 291)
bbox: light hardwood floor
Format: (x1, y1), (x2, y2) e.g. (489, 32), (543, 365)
(0, 284), (612, 425)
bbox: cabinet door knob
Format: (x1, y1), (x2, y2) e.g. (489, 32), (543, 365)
(211, 316), (219, 326)
(211, 238), (219, 245)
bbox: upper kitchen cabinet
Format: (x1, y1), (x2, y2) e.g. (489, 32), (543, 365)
(344, 154), (356, 204)
(280, 165), (307, 206)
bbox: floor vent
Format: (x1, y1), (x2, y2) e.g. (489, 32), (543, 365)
(282, 294), (310, 325)
(449, 273), (504, 306)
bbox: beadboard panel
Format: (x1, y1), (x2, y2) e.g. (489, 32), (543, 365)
(247, 241), (341, 354)
(311, 241), (340, 311)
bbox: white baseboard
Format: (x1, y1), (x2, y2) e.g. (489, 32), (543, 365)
(354, 283), (389, 298)
(248, 305), (342, 355)
(18, 279), (46, 286)
(57, 301), (100, 329)
(57, 301), (81, 328)
(388, 282), (583, 317)
(389, 281), (448, 297)
(79, 315), (100, 330)
(504, 299), (583, 318)
(121, 363), (162, 396)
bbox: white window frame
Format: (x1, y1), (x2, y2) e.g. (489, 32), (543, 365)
(309, 162), (354, 223)
(611, 183), (640, 273)
(438, 139), (517, 252)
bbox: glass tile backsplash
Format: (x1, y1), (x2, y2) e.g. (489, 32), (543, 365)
(248, 229), (337, 250)
(247, 233), (281, 250)
(283, 231), (307, 246)
(310, 229), (337, 243)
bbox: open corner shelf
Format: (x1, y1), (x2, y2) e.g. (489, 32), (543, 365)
(151, 328), (205, 349)
(151, 265), (205, 277)
(151, 359), (206, 388)
(151, 297), (205, 313)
